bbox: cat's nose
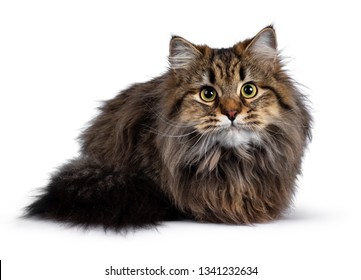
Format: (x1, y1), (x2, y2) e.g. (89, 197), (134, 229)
(220, 98), (241, 122)
(224, 110), (238, 121)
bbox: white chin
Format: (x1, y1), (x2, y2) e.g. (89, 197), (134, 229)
(217, 128), (260, 148)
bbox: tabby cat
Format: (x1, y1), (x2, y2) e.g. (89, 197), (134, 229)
(26, 26), (311, 229)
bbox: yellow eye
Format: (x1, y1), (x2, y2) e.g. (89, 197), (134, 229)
(241, 83), (258, 99)
(200, 86), (217, 102)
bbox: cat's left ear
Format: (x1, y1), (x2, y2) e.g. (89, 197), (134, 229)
(169, 36), (202, 69)
(245, 26), (278, 68)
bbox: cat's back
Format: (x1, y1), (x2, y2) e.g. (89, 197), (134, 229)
(79, 73), (169, 166)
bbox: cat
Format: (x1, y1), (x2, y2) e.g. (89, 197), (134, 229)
(26, 26), (312, 230)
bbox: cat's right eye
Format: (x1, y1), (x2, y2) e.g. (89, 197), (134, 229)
(200, 86), (217, 102)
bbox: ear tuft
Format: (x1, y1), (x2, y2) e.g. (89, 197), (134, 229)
(169, 36), (201, 69)
(246, 27), (278, 65)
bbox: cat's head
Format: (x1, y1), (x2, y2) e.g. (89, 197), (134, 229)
(164, 26), (309, 150)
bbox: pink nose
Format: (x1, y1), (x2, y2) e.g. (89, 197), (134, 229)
(225, 110), (238, 121)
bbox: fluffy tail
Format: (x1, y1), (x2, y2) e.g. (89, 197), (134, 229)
(26, 158), (184, 230)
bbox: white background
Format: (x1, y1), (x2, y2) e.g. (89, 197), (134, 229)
(1, 0), (360, 279)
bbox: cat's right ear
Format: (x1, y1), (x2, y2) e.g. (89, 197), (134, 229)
(169, 36), (202, 69)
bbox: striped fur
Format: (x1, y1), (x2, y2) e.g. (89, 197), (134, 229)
(26, 26), (312, 229)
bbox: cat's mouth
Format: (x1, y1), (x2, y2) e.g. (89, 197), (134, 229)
(211, 124), (260, 147)
(218, 122), (254, 132)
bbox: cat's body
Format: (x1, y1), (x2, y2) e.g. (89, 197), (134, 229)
(26, 27), (311, 229)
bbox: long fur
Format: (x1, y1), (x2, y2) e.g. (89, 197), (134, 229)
(27, 158), (186, 229)
(26, 26), (312, 230)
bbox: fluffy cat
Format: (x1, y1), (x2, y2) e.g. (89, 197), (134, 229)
(26, 26), (311, 229)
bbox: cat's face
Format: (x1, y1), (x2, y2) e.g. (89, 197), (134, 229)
(166, 27), (296, 148)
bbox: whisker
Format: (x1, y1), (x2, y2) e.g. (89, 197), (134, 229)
(142, 100), (196, 128)
(142, 124), (197, 138)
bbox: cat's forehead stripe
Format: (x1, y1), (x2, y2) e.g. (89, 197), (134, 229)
(211, 49), (241, 81)
(208, 68), (216, 84)
(239, 67), (245, 81)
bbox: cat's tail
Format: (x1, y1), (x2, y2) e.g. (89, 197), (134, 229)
(25, 158), (184, 230)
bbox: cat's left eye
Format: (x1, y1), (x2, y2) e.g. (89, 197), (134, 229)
(200, 86), (217, 102)
(241, 83), (258, 99)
